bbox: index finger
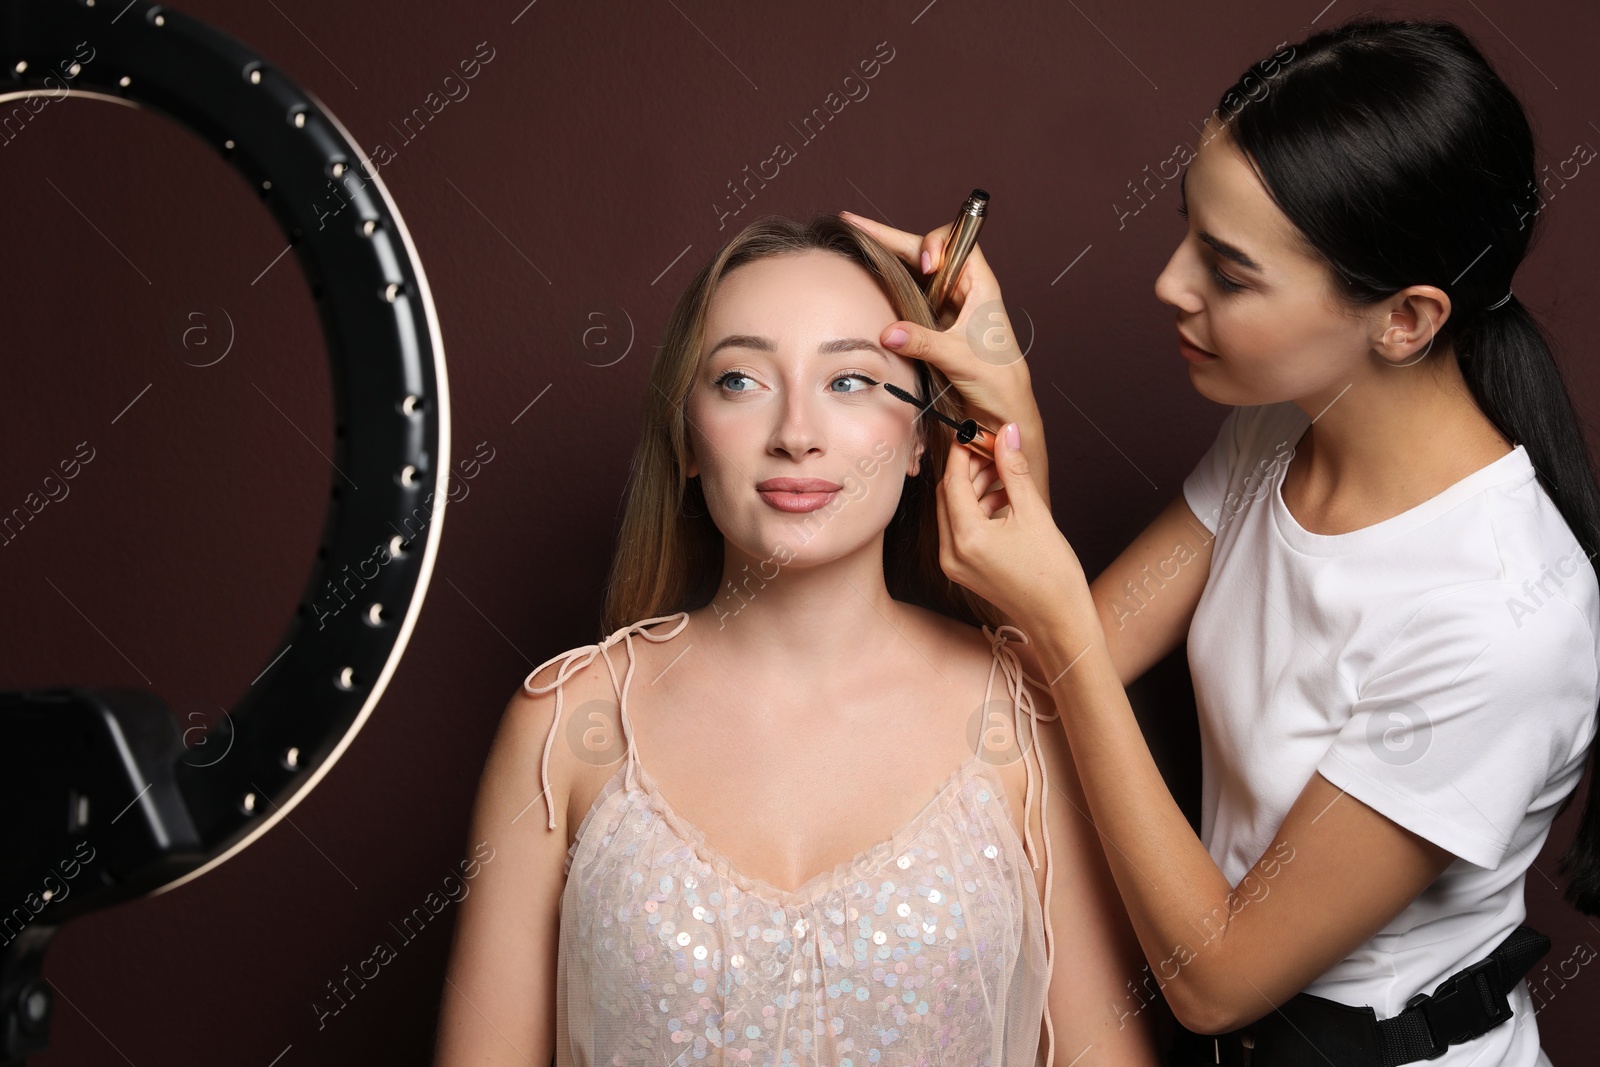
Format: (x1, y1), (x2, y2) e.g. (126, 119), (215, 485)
(839, 211), (953, 276)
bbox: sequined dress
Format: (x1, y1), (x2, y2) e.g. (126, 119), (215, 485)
(524, 612), (1060, 1067)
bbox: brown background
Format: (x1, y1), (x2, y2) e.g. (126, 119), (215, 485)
(3, 0), (1597, 1063)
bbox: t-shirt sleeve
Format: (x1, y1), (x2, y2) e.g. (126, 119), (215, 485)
(1182, 406), (1245, 535)
(1316, 586), (1600, 870)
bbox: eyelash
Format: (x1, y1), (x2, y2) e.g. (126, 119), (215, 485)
(1176, 204), (1246, 294)
(711, 368), (882, 394)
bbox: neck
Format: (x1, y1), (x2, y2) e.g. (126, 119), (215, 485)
(1290, 346), (1513, 512)
(694, 533), (912, 680)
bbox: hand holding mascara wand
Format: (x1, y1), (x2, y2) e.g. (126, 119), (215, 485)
(882, 381), (998, 463)
(839, 191), (1050, 511)
(876, 188), (1000, 462)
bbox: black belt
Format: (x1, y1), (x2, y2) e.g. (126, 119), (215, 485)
(1170, 924), (1550, 1066)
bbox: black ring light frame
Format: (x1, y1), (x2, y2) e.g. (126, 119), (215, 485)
(0, 2), (450, 1061)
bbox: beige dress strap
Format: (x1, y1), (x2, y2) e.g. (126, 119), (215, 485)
(983, 620), (1061, 1067)
(521, 611), (691, 830)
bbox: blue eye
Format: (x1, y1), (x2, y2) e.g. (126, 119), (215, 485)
(830, 372), (880, 394)
(711, 369), (754, 392)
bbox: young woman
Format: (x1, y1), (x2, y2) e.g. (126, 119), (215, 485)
(432, 216), (1161, 1066)
(844, 16), (1600, 1067)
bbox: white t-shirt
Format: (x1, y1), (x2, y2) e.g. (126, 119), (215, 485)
(1179, 400), (1600, 1067)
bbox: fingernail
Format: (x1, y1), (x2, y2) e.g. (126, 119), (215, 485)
(885, 328), (908, 348)
(1005, 422), (1021, 449)
(920, 250), (931, 274)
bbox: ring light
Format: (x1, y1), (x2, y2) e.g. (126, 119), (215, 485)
(0, 2), (450, 1061)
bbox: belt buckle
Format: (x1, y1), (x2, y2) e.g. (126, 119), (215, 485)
(1408, 955), (1509, 1056)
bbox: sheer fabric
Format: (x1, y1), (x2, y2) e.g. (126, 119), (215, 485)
(525, 612), (1060, 1066)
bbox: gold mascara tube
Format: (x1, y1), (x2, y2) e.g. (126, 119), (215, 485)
(924, 188), (988, 316)
(900, 187), (998, 461)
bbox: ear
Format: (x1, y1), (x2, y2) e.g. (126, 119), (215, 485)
(1374, 284), (1450, 366)
(906, 428), (926, 479)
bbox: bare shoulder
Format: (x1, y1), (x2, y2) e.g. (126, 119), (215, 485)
(898, 602), (1004, 674)
(437, 640), (630, 1065)
(498, 639), (632, 835)
(906, 612), (1069, 846)
(902, 607), (1072, 851)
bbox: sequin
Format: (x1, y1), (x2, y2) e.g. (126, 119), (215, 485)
(531, 611), (1059, 1066)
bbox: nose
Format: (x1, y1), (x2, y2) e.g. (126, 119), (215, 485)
(768, 386), (826, 460)
(1154, 240), (1204, 314)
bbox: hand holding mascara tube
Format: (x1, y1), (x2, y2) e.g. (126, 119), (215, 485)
(923, 188), (988, 319)
(839, 193), (1045, 501)
(891, 187), (999, 461)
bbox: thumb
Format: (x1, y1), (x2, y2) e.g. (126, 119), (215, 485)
(992, 422), (1039, 513)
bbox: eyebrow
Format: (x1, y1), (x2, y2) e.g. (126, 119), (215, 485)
(705, 335), (892, 361)
(1179, 169), (1266, 274)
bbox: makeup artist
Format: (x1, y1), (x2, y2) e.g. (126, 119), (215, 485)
(841, 17), (1600, 1067)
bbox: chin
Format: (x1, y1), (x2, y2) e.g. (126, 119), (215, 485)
(1188, 373), (1266, 407)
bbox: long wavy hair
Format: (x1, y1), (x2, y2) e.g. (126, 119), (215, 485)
(600, 214), (1005, 639)
(1222, 16), (1600, 913)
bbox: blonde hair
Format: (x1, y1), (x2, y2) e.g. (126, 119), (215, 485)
(600, 213), (1004, 636)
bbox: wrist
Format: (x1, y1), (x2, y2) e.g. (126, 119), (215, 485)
(1017, 584), (1100, 683)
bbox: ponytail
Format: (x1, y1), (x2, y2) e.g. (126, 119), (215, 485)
(1456, 297), (1600, 914)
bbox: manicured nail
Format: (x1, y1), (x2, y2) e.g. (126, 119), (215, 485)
(921, 250), (932, 274)
(885, 328), (908, 348)
(1005, 422), (1021, 449)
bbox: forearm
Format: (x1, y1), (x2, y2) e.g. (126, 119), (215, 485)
(1026, 594), (1246, 1025)
(993, 401), (1048, 682)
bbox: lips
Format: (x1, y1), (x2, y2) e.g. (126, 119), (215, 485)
(755, 477), (842, 492)
(1177, 329), (1220, 360)
(755, 476), (842, 514)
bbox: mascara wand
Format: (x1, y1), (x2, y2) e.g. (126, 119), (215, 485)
(881, 381), (998, 463)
